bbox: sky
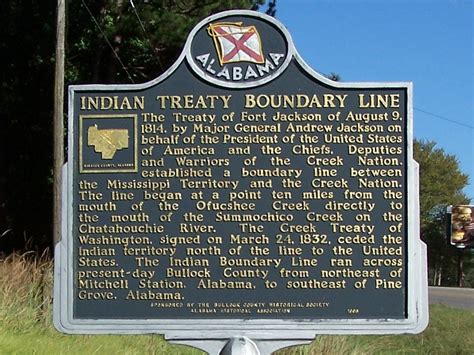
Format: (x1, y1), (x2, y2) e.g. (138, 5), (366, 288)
(273, 0), (474, 201)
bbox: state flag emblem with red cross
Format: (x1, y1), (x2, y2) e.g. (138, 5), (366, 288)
(208, 22), (265, 65)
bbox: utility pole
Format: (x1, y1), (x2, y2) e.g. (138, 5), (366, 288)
(53, 0), (66, 246)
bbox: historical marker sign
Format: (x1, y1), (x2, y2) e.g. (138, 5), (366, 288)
(54, 10), (428, 349)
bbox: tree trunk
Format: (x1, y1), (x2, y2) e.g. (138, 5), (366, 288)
(432, 263), (438, 286)
(437, 258), (443, 286)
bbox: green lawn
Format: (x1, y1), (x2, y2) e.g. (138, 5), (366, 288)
(0, 332), (200, 355)
(1, 305), (473, 354)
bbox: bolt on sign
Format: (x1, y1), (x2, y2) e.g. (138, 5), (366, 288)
(54, 10), (428, 353)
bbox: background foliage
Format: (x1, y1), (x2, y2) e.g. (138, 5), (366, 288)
(0, 0), (269, 252)
(414, 140), (472, 286)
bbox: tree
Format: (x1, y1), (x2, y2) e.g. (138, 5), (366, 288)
(0, 0), (57, 252)
(414, 140), (471, 286)
(0, 0), (275, 253)
(415, 140), (469, 227)
(66, 0), (270, 84)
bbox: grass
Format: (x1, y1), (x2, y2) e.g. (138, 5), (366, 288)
(276, 304), (474, 355)
(0, 333), (200, 355)
(0, 253), (201, 354)
(0, 252), (52, 332)
(1, 253), (473, 354)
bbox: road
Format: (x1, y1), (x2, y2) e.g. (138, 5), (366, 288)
(429, 286), (474, 311)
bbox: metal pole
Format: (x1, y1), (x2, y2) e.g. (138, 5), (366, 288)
(457, 249), (464, 288)
(53, 0), (66, 246)
(220, 337), (260, 355)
